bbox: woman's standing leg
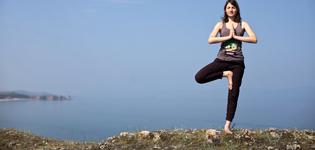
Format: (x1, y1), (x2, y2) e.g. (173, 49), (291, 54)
(224, 64), (245, 134)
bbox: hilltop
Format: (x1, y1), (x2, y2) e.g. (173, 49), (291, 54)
(0, 128), (314, 150)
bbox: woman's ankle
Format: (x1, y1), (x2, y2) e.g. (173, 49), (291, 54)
(224, 120), (231, 128)
(223, 71), (233, 77)
(224, 120), (233, 134)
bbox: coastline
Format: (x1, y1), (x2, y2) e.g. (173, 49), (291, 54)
(1, 128), (314, 150)
(0, 99), (29, 102)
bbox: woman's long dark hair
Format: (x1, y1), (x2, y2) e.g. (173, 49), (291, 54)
(222, 0), (242, 23)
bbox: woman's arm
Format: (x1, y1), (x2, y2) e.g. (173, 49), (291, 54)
(208, 22), (233, 44)
(233, 21), (257, 43)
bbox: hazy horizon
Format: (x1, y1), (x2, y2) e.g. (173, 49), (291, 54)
(1, 0), (314, 132)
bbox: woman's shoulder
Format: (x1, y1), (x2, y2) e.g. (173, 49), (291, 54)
(214, 21), (224, 29)
(241, 21), (250, 28)
(241, 20), (249, 24)
(216, 21), (223, 26)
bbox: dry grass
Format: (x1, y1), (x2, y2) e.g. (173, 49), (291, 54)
(1, 128), (314, 150)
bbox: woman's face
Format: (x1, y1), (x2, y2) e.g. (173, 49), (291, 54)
(225, 3), (237, 17)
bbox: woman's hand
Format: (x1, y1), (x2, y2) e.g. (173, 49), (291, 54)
(208, 22), (234, 44)
(229, 24), (236, 39)
(229, 27), (235, 39)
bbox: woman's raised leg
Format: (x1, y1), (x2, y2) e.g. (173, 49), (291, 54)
(195, 59), (228, 84)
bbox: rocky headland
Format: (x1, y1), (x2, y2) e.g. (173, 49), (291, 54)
(0, 128), (314, 150)
(0, 91), (71, 101)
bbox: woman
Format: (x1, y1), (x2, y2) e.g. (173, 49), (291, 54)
(195, 0), (257, 134)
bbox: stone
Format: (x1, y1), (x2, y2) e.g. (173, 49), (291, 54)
(270, 131), (280, 138)
(293, 144), (301, 149)
(153, 145), (161, 149)
(206, 129), (220, 138)
(307, 135), (314, 140)
(206, 129), (217, 135)
(138, 130), (150, 139)
(205, 129), (221, 144)
(99, 145), (105, 149)
(267, 128), (277, 131)
(286, 145), (294, 150)
(153, 132), (161, 142)
(207, 138), (213, 144)
(267, 146), (274, 150)
(120, 132), (129, 137)
(107, 137), (114, 141)
(234, 134), (241, 139)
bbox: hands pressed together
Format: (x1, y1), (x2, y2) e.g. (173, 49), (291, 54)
(208, 21), (257, 44)
(228, 25), (237, 40)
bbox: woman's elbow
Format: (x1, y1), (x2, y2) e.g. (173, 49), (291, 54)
(208, 38), (215, 44)
(252, 37), (257, 43)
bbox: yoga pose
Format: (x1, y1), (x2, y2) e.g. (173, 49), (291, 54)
(195, 0), (257, 134)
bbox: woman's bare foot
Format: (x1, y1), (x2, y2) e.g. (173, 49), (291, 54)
(224, 120), (233, 134)
(223, 71), (233, 90)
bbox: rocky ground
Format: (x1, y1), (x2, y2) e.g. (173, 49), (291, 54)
(1, 128), (314, 150)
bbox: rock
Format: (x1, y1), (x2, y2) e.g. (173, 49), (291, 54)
(138, 130), (150, 139)
(153, 132), (161, 142)
(107, 136), (114, 141)
(286, 145), (294, 150)
(307, 135), (314, 140)
(8, 141), (16, 147)
(293, 144), (301, 149)
(206, 129), (217, 136)
(99, 145), (105, 149)
(270, 131), (280, 138)
(234, 134), (241, 139)
(153, 145), (161, 149)
(120, 132), (129, 137)
(87, 145), (93, 149)
(207, 138), (214, 144)
(206, 129), (220, 138)
(267, 146), (274, 150)
(267, 128), (277, 132)
(286, 143), (301, 150)
(206, 129), (221, 144)
(242, 129), (250, 134)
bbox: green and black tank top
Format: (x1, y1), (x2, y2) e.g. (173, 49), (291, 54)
(217, 22), (245, 61)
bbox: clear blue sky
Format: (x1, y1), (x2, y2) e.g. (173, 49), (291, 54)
(1, 0), (314, 99)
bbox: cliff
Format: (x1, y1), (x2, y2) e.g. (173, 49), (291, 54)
(0, 128), (314, 150)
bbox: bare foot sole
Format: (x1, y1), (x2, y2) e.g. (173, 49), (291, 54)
(223, 71), (233, 90)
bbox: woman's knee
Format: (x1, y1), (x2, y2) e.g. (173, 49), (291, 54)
(195, 74), (205, 84)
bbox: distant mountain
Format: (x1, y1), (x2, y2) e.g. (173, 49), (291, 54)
(0, 91), (71, 100)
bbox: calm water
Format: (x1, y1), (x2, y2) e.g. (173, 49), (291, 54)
(0, 89), (314, 142)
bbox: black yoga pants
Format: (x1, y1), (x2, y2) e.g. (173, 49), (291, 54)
(195, 58), (245, 122)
